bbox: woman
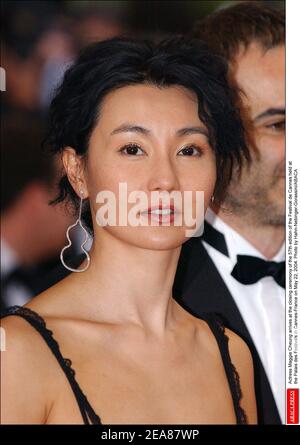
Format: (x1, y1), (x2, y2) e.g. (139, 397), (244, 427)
(1, 36), (257, 424)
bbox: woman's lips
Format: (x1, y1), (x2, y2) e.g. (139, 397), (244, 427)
(139, 206), (179, 224)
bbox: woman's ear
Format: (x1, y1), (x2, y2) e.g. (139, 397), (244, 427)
(62, 147), (88, 198)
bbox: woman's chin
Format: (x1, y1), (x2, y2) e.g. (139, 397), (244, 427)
(106, 226), (193, 251)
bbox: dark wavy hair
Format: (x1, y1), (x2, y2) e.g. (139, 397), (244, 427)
(188, 2), (285, 61)
(44, 35), (250, 236)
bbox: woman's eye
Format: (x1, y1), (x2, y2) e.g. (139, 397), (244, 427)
(178, 145), (203, 156)
(119, 143), (144, 156)
(265, 120), (285, 132)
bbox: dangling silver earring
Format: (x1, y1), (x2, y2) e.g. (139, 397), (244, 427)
(60, 190), (91, 272)
(211, 195), (215, 203)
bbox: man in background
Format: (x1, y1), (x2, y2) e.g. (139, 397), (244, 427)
(1, 111), (74, 310)
(174, 2), (285, 424)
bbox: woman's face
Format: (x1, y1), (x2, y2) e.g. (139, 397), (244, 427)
(77, 84), (216, 250)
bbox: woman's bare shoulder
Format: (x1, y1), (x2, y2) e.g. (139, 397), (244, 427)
(1, 310), (59, 424)
(0, 276), (81, 424)
(23, 273), (74, 316)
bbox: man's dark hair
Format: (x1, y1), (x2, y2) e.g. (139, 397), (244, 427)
(45, 35), (250, 235)
(188, 1), (285, 61)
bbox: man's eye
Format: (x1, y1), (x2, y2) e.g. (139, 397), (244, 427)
(119, 143), (144, 156)
(266, 120), (285, 132)
(178, 144), (203, 156)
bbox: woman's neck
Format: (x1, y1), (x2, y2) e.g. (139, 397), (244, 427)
(71, 230), (184, 337)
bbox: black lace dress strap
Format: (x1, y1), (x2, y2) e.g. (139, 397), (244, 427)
(1, 305), (102, 425)
(200, 312), (248, 424)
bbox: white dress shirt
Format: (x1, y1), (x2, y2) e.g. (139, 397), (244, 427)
(203, 208), (285, 422)
(1, 238), (32, 307)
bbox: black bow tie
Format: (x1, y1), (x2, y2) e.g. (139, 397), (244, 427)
(231, 255), (285, 288)
(201, 221), (285, 289)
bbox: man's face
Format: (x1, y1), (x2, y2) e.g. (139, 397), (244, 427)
(224, 42), (285, 226)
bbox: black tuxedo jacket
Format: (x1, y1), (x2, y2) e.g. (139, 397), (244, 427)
(172, 235), (282, 425)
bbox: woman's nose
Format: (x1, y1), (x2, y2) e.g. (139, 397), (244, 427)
(147, 156), (180, 192)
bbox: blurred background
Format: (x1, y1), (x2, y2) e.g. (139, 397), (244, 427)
(0, 0), (284, 309)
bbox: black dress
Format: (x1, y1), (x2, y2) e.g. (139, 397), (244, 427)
(1, 305), (248, 425)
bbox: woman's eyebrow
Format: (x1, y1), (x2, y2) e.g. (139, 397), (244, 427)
(110, 124), (208, 137)
(253, 107), (285, 122)
(177, 126), (208, 137)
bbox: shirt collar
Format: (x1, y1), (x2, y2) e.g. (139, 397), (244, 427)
(205, 207), (285, 263)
